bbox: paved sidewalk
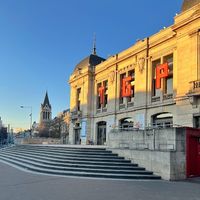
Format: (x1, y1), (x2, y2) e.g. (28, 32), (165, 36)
(0, 162), (199, 200)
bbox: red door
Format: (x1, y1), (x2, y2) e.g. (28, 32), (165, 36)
(186, 128), (200, 178)
(198, 142), (200, 175)
(187, 136), (197, 177)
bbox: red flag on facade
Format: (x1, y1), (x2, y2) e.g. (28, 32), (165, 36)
(122, 76), (132, 97)
(98, 86), (105, 104)
(156, 63), (169, 89)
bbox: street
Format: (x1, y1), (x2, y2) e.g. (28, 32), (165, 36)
(0, 162), (200, 200)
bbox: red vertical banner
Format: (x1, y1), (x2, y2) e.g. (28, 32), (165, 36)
(122, 76), (132, 97)
(156, 63), (169, 89)
(98, 86), (105, 104)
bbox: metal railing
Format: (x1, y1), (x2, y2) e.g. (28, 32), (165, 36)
(108, 125), (185, 152)
(111, 123), (183, 133)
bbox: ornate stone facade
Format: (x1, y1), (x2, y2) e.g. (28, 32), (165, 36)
(68, 1), (200, 145)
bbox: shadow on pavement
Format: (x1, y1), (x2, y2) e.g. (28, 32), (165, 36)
(185, 177), (200, 184)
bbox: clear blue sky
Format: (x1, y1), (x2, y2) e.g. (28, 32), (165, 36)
(0, 0), (183, 131)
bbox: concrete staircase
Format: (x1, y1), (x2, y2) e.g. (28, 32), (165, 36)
(0, 145), (161, 180)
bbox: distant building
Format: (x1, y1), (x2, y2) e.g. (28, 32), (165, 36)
(61, 109), (70, 143)
(0, 117), (2, 129)
(40, 91), (52, 124)
(38, 92), (52, 137)
(36, 92), (70, 141)
(32, 121), (39, 136)
(50, 109), (70, 143)
(0, 117), (6, 145)
(0, 123), (8, 145)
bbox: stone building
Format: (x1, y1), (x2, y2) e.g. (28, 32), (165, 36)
(0, 117), (2, 129)
(38, 92), (52, 136)
(50, 109), (70, 143)
(68, 0), (200, 145)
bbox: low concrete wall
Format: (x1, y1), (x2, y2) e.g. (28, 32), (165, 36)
(109, 148), (185, 180)
(15, 137), (62, 145)
(108, 128), (180, 150)
(108, 128), (186, 180)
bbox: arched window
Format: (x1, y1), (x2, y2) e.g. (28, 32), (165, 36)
(119, 118), (134, 130)
(152, 113), (173, 128)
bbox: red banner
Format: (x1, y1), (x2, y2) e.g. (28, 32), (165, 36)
(98, 86), (105, 104)
(122, 76), (132, 97)
(156, 63), (169, 89)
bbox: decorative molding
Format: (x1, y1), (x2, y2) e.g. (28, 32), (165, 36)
(138, 57), (145, 73)
(109, 71), (115, 84)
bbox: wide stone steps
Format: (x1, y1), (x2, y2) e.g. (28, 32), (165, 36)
(1, 152), (142, 170)
(0, 154), (151, 175)
(4, 148), (125, 161)
(0, 151), (139, 168)
(0, 145), (161, 180)
(8, 146), (119, 157)
(1, 150), (131, 165)
(11, 145), (114, 155)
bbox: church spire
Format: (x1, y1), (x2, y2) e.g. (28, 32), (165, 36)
(43, 91), (51, 108)
(92, 33), (96, 55)
(40, 91), (52, 124)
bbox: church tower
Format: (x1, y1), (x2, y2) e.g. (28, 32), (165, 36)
(40, 92), (52, 125)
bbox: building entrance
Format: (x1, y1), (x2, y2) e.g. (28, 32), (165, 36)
(74, 123), (81, 144)
(186, 128), (200, 177)
(198, 141), (200, 175)
(97, 122), (106, 145)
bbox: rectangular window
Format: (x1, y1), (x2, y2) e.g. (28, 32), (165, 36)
(127, 70), (135, 103)
(77, 88), (81, 111)
(120, 73), (126, 104)
(152, 59), (161, 97)
(96, 80), (108, 110)
(163, 54), (173, 95)
(194, 116), (200, 128)
(128, 69), (135, 81)
(103, 80), (108, 108)
(97, 83), (101, 109)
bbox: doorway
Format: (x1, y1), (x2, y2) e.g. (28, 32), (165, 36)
(97, 121), (106, 145)
(198, 141), (200, 175)
(186, 128), (200, 177)
(74, 123), (81, 144)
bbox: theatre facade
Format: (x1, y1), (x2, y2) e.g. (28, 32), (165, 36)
(68, 1), (200, 145)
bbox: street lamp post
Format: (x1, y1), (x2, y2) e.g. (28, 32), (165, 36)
(20, 106), (32, 137)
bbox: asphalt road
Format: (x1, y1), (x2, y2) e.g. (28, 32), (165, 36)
(0, 161), (200, 200)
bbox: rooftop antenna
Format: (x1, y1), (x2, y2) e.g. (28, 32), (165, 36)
(92, 33), (96, 55)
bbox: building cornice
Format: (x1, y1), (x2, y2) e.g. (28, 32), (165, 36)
(172, 7), (200, 31)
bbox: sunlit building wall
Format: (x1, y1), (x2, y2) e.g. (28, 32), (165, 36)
(68, 1), (200, 145)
